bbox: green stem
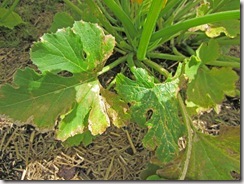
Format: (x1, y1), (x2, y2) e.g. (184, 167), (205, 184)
(173, 47), (186, 57)
(83, 0), (124, 42)
(206, 60), (240, 68)
(181, 43), (196, 56)
(97, 55), (128, 76)
(103, 0), (137, 42)
(216, 36), (240, 45)
(137, 0), (166, 60)
(174, 0), (201, 21)
(114, 47), (127, 55)
(151, 10), (240, 44)
(63, 0), (83, 16)
(96, 0), (118, 24)
(219, 55), (240, 62)
(143, 59), (170, 78)
(126, 53), (136, 72)
(147, 52), (185, 61)
(159, 0), (179, 18)
(171, 39), (187, 57)
(120, 0), (131, 16)
(178, 93), (193, 180)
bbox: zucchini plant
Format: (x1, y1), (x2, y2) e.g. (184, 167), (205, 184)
(0, 0), (240, 180)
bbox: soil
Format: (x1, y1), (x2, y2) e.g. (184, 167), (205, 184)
(0, 0), (240, 180)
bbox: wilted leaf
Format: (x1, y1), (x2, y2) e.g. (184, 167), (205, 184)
(116, 68), (186, 163)
(0, 8), (24, 29)
(206, 20), (240, 38)
(101, 88), (130, 128)
(157, 126), (240, 180)
(30, 21), (115, 74)
(56, 80), (111, 141)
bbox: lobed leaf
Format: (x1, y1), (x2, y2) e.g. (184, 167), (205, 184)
(30, 21), (115, 74)
(186, 67), (238, 108)
(116, 68), (186, 163)
(184, 40), (239, 110)
(0, 21), (119, 144)
(157, 126), (240, 180)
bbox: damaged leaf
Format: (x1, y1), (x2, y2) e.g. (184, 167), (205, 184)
(116, 68), (186, 163)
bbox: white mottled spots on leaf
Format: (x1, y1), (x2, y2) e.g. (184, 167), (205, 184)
(91, 84), (100, 93)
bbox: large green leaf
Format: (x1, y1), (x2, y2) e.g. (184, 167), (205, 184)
(0, 68), (85, 130)
(157, 126), (240, 180)
(0, 7), (24, 29)
(116, 68), (186, 163)
(0, 21), (119, 143)
(30, 21), (115, 74)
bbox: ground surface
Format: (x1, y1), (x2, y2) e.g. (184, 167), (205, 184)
(0, 0), (240, 180)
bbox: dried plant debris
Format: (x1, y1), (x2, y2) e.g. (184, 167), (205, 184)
(193, 98), (240, 136)
(0, 118), (151, 180)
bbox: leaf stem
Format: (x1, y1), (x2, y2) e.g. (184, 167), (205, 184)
(83, 0), (123, 42)
(126, 53), (136, 72)
(143, 59), (169, 78)
(63, 0), (83, 16)
(137, 0), (167, 60)
(178, 93), (193, 180)
(103, 0), (137, 44)
(206, 60), (240, 68)
(97, 55), (128, 76)
(181, 43), (196, 56)
(147, 52), (185, 61)
(151, 10), (240, 44)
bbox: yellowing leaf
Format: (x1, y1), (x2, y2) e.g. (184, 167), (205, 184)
(101, 89), (130, 128)
(187, 67), (238, 108)
(206, 20), (240, 38)
(157, 126), (240, 180)
(56, 81), (111, 141)
(0, 21), (117, 146)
